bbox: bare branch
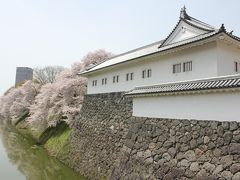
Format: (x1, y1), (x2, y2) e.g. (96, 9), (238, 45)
(33, 66), (65, 85)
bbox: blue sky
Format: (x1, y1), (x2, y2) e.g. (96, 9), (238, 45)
(0, 0), (240, 95)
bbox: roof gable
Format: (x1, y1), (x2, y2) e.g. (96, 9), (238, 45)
(160, 7), (216, 47)
(164, 20), (210, 45)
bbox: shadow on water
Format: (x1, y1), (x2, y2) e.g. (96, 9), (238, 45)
(0, 120), (86, 180)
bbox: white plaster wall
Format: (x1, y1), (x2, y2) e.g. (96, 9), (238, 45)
(132, 91), (240, 122)
(87, 42), (218, 94)
(217, 41), (240, 76)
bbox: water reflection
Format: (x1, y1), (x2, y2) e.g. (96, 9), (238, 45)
(0, 121), (86, 180)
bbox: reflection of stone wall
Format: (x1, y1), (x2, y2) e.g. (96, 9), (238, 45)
(70, 92), (240, 179)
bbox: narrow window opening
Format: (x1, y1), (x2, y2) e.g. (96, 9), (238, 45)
(116, 75), (119, 82)
(173, 63), (181, 74)
(147, 69), (152, 77)
(142, 70), (146, 78)
(92, 80), (97, 86)
(113, 75), (119, 83)
(183, 61), (192, 72)
(130, 73), (134, 80)
(126, 73), (129, 81)
(235, 62), (239, 72)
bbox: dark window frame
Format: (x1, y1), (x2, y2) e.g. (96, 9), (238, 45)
(92, 80), (97, 86)
(113, 75), (119, 83)
(147, 69), (152, 78)
(142, 70), (146, 78)
(130, 72), (134, 80)
(102, 78), (107, 85)
(235, 62), (239, 72)
(116, 75), (119, 82)
(126, 73), (129, 81)
(183, 61), (192, 72)
(173, 63), (181, 74)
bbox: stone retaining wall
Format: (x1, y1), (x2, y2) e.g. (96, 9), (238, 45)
(70, 92), (240, 179)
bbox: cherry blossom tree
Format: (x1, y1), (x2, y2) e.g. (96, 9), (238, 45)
(81, 49), (113, 70)
(27, 49), (113, 132)
(0, 81), (40, 123)
(27, 83), (56, 132)
(0, 88), (21, 119)
(0, 49), (112, 131)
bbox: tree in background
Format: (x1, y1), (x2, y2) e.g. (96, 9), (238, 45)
(33, 66), (65, 85)
(27, 49), (113, 132)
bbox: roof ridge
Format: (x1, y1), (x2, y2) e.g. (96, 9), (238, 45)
(83, 39), (164, 72)
(187, 16), (216, 30)
(109, 40), (164, 59)
(180, 6), (191, 20)
(180, 6), (215, 30)
(226, 31), (240, 41)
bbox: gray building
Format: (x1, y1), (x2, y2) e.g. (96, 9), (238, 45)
(15, 67), (33, 87)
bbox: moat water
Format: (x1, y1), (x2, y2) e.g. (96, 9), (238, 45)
(0, 121), (86, 180)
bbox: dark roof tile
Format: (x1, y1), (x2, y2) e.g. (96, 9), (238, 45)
(125, 75), (240, 96)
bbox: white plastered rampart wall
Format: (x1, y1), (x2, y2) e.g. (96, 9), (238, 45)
(87, 42), (218, 94)
(132, 90), (240, 122)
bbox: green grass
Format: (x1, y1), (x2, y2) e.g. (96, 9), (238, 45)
(44, 126), (71, 159)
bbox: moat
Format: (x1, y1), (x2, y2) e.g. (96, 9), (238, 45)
(0, 122), (86, 180)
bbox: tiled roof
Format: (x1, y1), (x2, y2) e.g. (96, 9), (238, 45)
(80, 31), (219, 75)
(80, 40), (164, 74)
(125, 75), (240, 96)
(80, 9), (239, 76)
